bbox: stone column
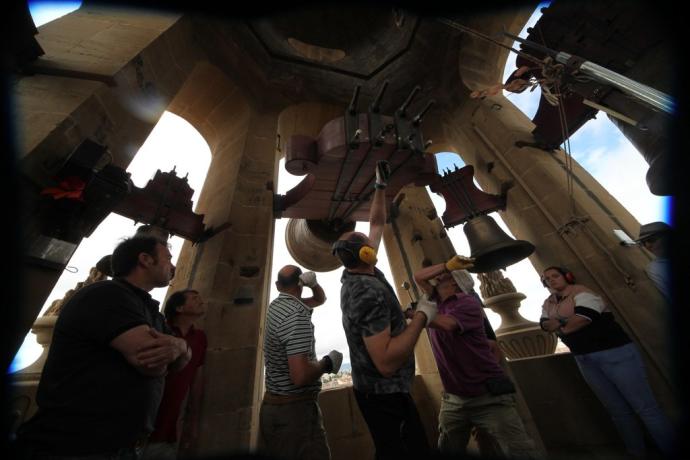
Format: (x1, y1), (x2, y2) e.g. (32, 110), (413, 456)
(10, 316), (58, 430)
(165, 109), (277, 455)
(166, 99), (344, 455)
(438, 94), (676, 415)
(478, 271), (557, 359)
(382, 186), (450, 447)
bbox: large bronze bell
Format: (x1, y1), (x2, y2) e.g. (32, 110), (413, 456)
(463, 215), (535, 273)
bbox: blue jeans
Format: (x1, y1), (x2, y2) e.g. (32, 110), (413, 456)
(574, 342), (674, 457)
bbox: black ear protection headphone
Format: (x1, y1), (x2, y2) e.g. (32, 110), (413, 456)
(277, 267), (303, 287)
(541, 266), (575, 287)
(331, 240), (378, 268)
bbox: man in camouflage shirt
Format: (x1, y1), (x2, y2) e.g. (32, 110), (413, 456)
(332, 161), (438, 460)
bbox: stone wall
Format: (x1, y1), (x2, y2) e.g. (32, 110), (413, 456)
(318, 374), (441, 460)
(508, 353), (627, 457)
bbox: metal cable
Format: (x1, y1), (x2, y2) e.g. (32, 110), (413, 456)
(436, 17), (544, 67)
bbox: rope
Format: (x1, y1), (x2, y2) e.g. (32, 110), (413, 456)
(436, 18), (544, 67)
(554, 85), (577, 216)
(531, 30), (575, 212)
(438, 14), (635, 290)
(548, 66), (636, 289)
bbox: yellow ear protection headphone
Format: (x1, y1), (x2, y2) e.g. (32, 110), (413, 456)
(541, 266), (575, 287)
(332, 240), (378, 267)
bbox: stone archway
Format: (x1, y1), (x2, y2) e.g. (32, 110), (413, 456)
(14, 6), (279, 453)
(15, 8), (202, 366)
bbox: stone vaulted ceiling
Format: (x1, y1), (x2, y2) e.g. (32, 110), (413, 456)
(189, 4), (527, 113)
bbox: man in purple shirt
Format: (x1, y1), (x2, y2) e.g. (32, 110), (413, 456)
(413, 257), (540, 458)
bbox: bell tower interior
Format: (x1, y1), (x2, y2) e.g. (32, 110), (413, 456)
(5, 1), (682, 458)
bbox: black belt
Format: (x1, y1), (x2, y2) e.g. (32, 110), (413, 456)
(263, 391), (319, 405)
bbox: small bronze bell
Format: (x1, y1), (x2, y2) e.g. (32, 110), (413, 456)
(463, 215), (535, 273)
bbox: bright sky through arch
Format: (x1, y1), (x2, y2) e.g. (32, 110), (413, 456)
(10, 112), (211, 373)
(28, 0), (82, 27)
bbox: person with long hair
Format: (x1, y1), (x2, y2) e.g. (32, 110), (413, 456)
(540, 266), (673, 458)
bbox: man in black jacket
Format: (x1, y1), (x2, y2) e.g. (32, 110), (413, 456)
(16, 236), (191, 459)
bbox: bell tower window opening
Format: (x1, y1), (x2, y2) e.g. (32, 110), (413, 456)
(10, 112), (211, 373)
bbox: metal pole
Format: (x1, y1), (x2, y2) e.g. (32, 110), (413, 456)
(503, 31), (558, 58)
(502, 32), (676, 114)
(555, 52), (675, 114)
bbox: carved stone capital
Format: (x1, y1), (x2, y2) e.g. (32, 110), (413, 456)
(483, 292), (556, 359)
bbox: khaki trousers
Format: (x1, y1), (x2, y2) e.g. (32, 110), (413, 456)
(438, 392), (541, 459)
(258, 398), (331, 460)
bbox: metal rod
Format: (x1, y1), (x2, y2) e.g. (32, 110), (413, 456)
(397, 85), (421, 116)
(437, 18), (543, 66)
(501, 32), (675, 113)
(370, 80), (389, 113)
(328, 142), (374, 221)
(444, 172), (476, 219)
(443, 174), (471, 217)
(582, 99), (643, 128)
(337, 150), (416, 223)
(375, 126), (389, 145)
(451, 172), (479, 216)
(389, 212), (420, 302)
(332, 86), (365, 220)
(348, 85), (361, 114)
(556, 52), (675, 114)
(413, 100), (435, 125)
(502, 31), (558, 58)
(349, 129), (362, 145)
(401, 281), (417, 303)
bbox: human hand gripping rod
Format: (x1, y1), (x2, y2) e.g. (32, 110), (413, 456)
(375, 160), (391, 189)
(415, 295), (438, 327)
(401, 281), (418, 319)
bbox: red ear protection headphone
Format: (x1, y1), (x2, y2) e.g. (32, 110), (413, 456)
(541, 266), (575, 287)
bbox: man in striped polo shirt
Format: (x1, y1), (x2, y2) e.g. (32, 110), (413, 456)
(259, 265), (343, 460)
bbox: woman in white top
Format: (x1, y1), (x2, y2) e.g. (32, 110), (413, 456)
(540, 266), (673, 458)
